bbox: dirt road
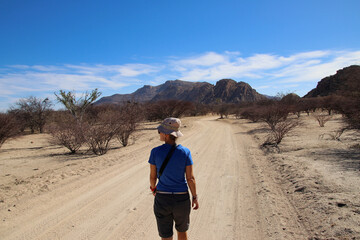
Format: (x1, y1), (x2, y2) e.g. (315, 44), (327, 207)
(1, 117), (307, 239)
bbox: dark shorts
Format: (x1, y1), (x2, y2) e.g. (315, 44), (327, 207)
(153, 192), (191, 238)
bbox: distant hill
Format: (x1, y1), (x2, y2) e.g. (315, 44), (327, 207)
(304, 65), (360, 98)
(96, 79), (266, 105)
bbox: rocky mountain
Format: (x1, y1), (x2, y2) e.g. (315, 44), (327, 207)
(304, 65), (360, 98)
(96, 79), (266, 105)
(205, 79), (265, 103)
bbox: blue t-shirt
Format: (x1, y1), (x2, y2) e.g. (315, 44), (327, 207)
(148, 144), (193, 192)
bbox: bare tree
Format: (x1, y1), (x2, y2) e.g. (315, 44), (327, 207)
(55, 89), (101, 122)
(312, 112), (332, 127)
(10, 96), (52, 133)
(0, 113), (18, 148)
(264, 119), (299, 145)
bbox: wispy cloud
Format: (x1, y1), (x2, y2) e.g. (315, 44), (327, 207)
(1, 49), (360, 111)
(173, 52), (229, 67)
(170, 50), (360, 93)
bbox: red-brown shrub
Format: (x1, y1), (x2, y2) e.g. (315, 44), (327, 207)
(145, 100), (195, 121)
(0, 113), (19, 148)
(85, 109), (120, 155)
(47, 113), (87, 154)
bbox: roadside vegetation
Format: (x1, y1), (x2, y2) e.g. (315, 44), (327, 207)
(1, 89), (359, 155)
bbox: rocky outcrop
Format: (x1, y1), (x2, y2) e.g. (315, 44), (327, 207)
(203, 79), (265, 103)
(304, 65), (360, 98)
(96, 79), (266, 105)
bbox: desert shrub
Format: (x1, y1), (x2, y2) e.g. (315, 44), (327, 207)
(239, 100), (298, 146)
(9, 96), (53, 133)
(258, 102), (290, 131)
(263, 119), (299, 146)
(280, 93), (301, 117)
(116, 102), (144, 147)
(85, 109), (120, 155)
(0, 113), (19, 148)
(8, 109), (27, 132)
(84, 102), (144, 153)
(188, 103), (212, 116)
(50, 89), (102, 154)
(312, 112), (332, 127)
(145, 100), (195, 121)
(216, 104), (232, 119)
(47, 113), (87, 154)
(320, 95), (340, 115)
(333, 95), (360, 130)
(117, 123), (135, 147)
(298, 98), (318, 116)
(239, 106), (262, 122)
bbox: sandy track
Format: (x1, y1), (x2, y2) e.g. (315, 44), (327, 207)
(1, 117), (307, 239)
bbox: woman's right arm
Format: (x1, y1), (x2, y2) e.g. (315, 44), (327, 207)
(150, 164), (157, 196)
(186, 165), (199, 210)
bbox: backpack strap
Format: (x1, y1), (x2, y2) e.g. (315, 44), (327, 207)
(158, 144), (177, 178)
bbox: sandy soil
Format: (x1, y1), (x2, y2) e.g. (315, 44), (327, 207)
(0, 115), (359, 239)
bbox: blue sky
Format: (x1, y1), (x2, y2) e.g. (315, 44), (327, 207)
(1, 0), (360, 111)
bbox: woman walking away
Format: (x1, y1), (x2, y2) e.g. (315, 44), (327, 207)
(149, 117), (199, 240)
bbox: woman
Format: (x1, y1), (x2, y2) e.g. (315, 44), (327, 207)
(149, 117), (199, 240)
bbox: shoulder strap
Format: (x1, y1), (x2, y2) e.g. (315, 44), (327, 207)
(158, 144), (177, 178)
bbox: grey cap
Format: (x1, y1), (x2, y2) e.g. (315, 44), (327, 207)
(157, 117), (184, 138)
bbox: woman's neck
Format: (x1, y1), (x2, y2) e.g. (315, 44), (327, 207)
(165, 139), (176, 145)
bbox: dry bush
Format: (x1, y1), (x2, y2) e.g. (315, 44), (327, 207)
(84, 107), (121, 155)
(258, 103), (290, 130)
(116, 102), (144, 147)
(312, 112), (332, 127)
(334, 96), (360, 130)
(84, 102), (144, 153)
(263, 119), (299, 146)
(145, 100), (195, 121)
(0, 113), (19, 148)
(9, 96), (52, 133)
(216, 104), (232, 119)
(86, 121), (118, 155)
(239, 107), (262, 122)
(117, 124), (135, 147)
(47, 113), (87, 154)
(298, 98), (318, 116)
(188, 103), (212, 116)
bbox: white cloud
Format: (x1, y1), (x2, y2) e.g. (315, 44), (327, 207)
(32, 65), (65, 72)
(116, 64), (160, 77)
(173, 52), (228, 67)
(64, 63), (161, 77)
(172, 50), (360, 86)
(1, 49), (360, 111)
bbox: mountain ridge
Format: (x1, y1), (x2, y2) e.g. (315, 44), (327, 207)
(96, 79), (266, 104)
(304, 65), (360, 98)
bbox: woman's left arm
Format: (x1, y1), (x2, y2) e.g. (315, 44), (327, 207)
(149, 164), (157, 195)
